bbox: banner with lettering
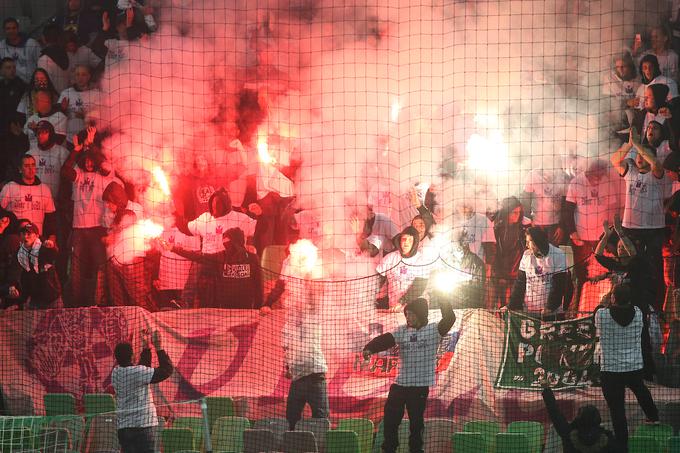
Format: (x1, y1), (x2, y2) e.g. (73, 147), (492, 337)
(495, 311), (599, 390)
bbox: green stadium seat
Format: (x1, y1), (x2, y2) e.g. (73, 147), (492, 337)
(423, 417), (453, 453)
(161, 428), (194, 453)
(252, 417), (287, 447)
(243, 428), (277, 453)
(326, 430), (360, 453)
(44, 394), (77, 416)
(212, 416), (250, 453)
(451, 432), (486, 453)
(507, 421), (543, 453)
(628, 435), (661, 453)
(205, 397), (235, 432)
(282, 430), (317, 453)
(463, 420), (501, 452)
(635, 423), (673, 450)
(45, 416), (85, 452)
(669, 435), (680, 453)
(0, 427), (33, 453)
(296, 418), (330, 451)
(172, 417), (205, 449)
(83, 394), (116, 415)
(84, 414), (119, 453)
(37, 426), (71, 453)
(495, 432), (530, 453)
(337, 418), (374, 453)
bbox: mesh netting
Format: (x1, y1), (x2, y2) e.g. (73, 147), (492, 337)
(2, 0), (680, 452)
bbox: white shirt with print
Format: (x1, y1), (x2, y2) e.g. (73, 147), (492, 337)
(59, 87), (104, 141)
(452, 212), (495, 261)
(523, 169), (570, 226)
(27, 145), (70, 199)
(518, 245), (568, 313)
(392, 322), (442, 387)
(0, 181), (55, 235)
(72, 168), (114, 228)
(622, 161), (670, 229)
(566, 171), (622, 242)
(188, 211), (256, 254)
(376, 249), (435, 308)
(0, 38), (42, 83)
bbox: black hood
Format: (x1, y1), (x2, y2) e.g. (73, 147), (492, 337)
(13, 173), (42, 186)
(395, 226), (420, 258)
(404, 297), (429, 325)
(609, 304), (636, 326)
(40, 45), (70, 70)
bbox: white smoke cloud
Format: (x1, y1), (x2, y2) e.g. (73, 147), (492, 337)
(97, 0), (668, 273)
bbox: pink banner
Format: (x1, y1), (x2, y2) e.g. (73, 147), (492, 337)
(2, 307), (675, 424)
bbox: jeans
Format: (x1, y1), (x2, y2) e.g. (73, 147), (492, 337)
(382, 384), (429, 453)
(600, 370), (659, 449)
(118, 427), (155, 453)
(286, 373), (329, 430)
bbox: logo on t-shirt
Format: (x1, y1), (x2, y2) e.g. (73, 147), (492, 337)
(215, 225), (223, 235)
(24, 194), (32, 202)
(223, 263), (251, 278)
(39, 158), (47, 167)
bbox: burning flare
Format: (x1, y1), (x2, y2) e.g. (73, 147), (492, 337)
(152, 167), (171, 197)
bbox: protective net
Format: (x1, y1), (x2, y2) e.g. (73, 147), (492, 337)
(2, 0), (680, 452)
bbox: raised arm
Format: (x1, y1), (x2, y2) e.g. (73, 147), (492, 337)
(362, 333), (397, 359)
(149, 331), (174, 384)
(437, 299), (455, 336)
(611, 130), (634, 175)
(541, 387), (572, 438)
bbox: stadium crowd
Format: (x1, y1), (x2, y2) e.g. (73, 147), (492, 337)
(0, 0), (680, 325)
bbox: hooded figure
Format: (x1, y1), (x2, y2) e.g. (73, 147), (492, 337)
(377, 226), (432, 309)
(394, 225), (420, 259)
(542, 385), (618, 452)
(404, 297), (429, 324)
(168, 226), (263, 308)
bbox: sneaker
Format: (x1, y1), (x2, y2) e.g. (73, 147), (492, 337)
(643, 419), (660, 425)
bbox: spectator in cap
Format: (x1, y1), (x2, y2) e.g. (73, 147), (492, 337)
(9, 222), (62, 309)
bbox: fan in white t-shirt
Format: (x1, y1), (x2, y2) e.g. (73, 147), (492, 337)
(112, 331), (173, 453)
(508, 227), (568, 316)
(58, 65), (103, 142)
(522, 168), (570, 244)
(27, 121), (70, 200)
(187, 189), (256, 254)
(451, 202), (495, 263)
(23, 90), (68, 148)
(376, 226), (436, 311)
